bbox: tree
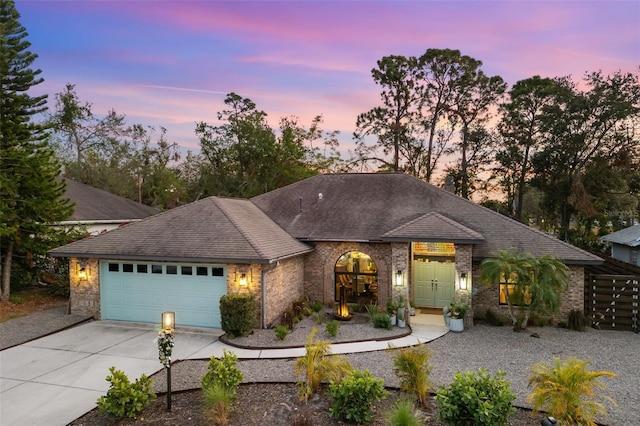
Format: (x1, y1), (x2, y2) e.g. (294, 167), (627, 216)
(479, 250), (569, 331)
(0, 0), (73, 300)
(495, 76), (563, 221)
(354, 55), (423, 173)
(531, 70), (640, 241)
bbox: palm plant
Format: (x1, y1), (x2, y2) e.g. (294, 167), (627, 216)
(527, 357), (616, 426)
(203, 382), (235, 425)
(384, 398), (425, 426)
(479, 249), (569, 330)
(294, 327), (352, 401)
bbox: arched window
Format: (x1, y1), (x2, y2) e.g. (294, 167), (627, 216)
(334, 251), (378, 304)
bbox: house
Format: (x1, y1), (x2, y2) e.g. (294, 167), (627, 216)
(600, 224), (640, 266)
(49, 173), (601, 329)
(57, 178), (159, 235)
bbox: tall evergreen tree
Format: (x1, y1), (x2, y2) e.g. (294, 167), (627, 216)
(0, 0), (72, 300)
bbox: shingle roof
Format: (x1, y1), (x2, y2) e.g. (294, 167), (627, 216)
(61, 178), (158, 221)
(600, 224), (640, 247)
(50, 196), (313, 263)
(251, 173), (602, 264)
(382, 212), (484, 243)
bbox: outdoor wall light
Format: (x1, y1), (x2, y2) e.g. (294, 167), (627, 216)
(236, 268), (251, 286)
(77, 260), (89, 281)
(460, 273), (468, 290)
(161, 311), (175, 332)
(395, 270), (403, 287)
(239, 273), (248, 286)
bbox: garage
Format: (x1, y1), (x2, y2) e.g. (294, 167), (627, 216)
(100, 261), (227, 328)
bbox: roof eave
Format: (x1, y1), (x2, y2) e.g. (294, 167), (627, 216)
(381, 237), (483, 244)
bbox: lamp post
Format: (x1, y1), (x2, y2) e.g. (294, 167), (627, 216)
(159, 312), (175, 412)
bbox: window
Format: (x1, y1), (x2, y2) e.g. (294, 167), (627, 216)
(499, 274), (531, 306)
(181, 266), (193, 275)
(137, 264), (148, 273)
(212, 267), (224, 276)
(166, 265), (177, 275)
(151, 264), (163, 274)
(122, 264), (134, 273)
(334, 251), (378, 304)
(196, 266), (208, 276)
(108, 263), (119, 272)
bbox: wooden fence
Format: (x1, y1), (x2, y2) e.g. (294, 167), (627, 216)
(586, 275), (639, 333)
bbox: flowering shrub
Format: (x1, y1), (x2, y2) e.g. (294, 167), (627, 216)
(155, 330), (174, 368)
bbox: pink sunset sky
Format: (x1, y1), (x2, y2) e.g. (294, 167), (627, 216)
(17, 1), (640, 154)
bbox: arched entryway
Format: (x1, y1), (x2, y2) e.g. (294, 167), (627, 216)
(334, 251), (378, 304)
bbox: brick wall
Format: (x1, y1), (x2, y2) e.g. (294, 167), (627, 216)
(69, 257), (101, 319)
(303, 242), (405, 309)
(472, 263), (586, 323)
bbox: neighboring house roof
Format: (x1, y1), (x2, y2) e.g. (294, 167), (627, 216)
(600, 225), (640, 248)
(49, 196), (313, 264)
(60, 178), (158, 222)
(252, 173), (602, 265)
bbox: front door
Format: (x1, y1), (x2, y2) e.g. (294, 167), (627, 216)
(413, 260), (455, 308)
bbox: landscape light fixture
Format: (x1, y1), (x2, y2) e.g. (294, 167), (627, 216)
(162, 311), (175, 332)
(160, 311), (175, 412)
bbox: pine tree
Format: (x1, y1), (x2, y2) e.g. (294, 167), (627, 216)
(0, 0), (73, 301)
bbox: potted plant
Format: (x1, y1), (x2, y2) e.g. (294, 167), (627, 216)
(447, 300), (469, 332)
(386, 299), (397, 326)
(397, 306), (406, 328)
(409, 302), (416, 316)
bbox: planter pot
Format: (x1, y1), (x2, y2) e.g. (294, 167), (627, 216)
(397, 318), (406, 328)
(389, 314), (397, 326)
(443, 307), (450, 326)
(410, 307), (416, 316)
(449, 318), (464, 332)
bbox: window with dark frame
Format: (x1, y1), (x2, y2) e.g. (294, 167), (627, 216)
(166, 265), (177, 275)
(151, 264), (163, 274)
(137, 264), (148, 273)
(181, 266), (193, 275)
(196, 266), (208, 276)
(499, 273), (531, 306)
(108, 263), (119, 272)
(212, 267), (224, 276)
(122, 263), (134, 273)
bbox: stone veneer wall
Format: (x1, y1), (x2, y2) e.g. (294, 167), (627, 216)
(472, 263), (585, 323)
(227, 257), (305, 329)
(69, 257), (101, 319)
(303, 242), (410, 310)
(454, 244), (474, 327)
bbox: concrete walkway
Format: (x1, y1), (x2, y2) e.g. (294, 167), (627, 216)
(0, 315), (448, 426)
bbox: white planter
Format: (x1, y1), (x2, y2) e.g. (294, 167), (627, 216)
(410, 307), (416, 316)
(389, 314), (397, 326)
(443, 307), (450, 326)
(449, 318), (464, 332)
(398, 318), (406, 328)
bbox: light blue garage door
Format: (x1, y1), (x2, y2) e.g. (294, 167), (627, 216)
(100, 261), (227, 328)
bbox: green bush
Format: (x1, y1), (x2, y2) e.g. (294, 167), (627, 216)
(373, 312), (392, 329)
(96, 367), (156, 419)
(274, 325), (290, 340)
(310, 300), (324, 313)
(393, 345), (433, 407)
(484, 309), (505, 326)
(202, 382), (235, 425)
(325, 319), (339, 337)
(385, 398), (425, 426)
(365, 302), (378, 320)
(220, 294), (255, 338)
(312, 311), (325, 324)
(201, 349), (244, 396)
(329, 369), (388, 424)
(436, 368), (515, 426)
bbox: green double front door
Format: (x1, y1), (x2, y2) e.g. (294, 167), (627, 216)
(413, 260), (455, 308)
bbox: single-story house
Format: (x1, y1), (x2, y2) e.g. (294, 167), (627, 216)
(49, 173), (602, 329)
(57, 177), (159, 235)
(600, 224), (640, 266)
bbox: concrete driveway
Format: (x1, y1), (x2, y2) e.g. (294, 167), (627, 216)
(0, 321), (223, 426)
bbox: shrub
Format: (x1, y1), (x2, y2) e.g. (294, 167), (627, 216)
(219, 294), (255, 338)
(310, 300), (324, 313)
(372, 313), (392, 329)
(365, 302), (378, 320)
(329, 369), (388, 424)
(274, 325), (290, 340)
(201, 349), (244, 396)
(384, 398), (425, 426)
(484, 308), (505, 326)
(293, 297), (310, 319)
(294, 328), (352, 401)
(326, 319), (340, 337)
(202, 382), (235, 425)
(527, 357), (616, 425)
(312, 311), (325, 324)
(568, 308), (588, 331)
(393, 345), (433, 407)
(436, 368), (515, 426)
(96, 367), (156, 419)
(282, 306), (297, 329)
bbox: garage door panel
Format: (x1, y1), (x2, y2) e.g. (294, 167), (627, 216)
(100, 262), (226, 328)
